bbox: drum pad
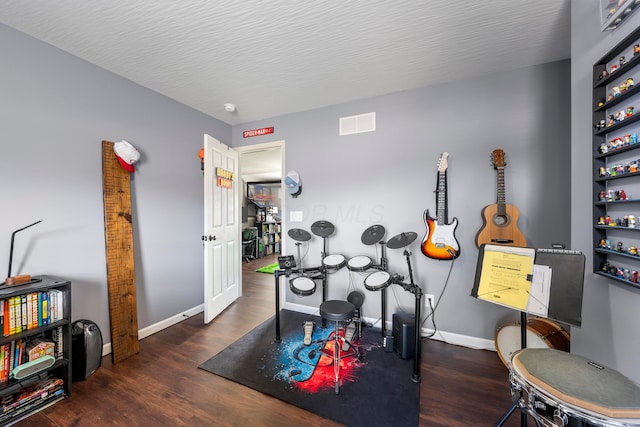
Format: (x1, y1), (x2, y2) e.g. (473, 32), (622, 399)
(513, 348), (640, 420)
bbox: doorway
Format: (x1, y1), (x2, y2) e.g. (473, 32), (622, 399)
(237, 140), (285, 260)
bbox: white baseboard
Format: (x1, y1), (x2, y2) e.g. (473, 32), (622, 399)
(283, 301), (495, 351)
(102, 302), (495, 356)
(101, 304), (204, 356)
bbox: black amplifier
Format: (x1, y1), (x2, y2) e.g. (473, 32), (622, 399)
(392, 312), (415, 359)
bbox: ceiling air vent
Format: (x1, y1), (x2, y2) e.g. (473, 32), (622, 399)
(339, 112), (376, 136)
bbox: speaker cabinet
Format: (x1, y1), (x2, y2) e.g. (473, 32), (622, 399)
(72, 319), (103, 382)
(392, 312), (415, 359)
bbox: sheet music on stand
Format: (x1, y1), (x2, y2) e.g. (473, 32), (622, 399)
(472, 244), (585, 327)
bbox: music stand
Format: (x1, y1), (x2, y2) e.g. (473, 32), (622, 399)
(471, 244), (585, 426)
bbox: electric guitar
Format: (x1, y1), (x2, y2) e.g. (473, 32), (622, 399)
(475, 149), (526, 247)
(421, 153), (460, 260)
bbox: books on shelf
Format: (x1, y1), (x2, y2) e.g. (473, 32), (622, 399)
(0, 376), (65, 422)
(1, 290), (64, 338)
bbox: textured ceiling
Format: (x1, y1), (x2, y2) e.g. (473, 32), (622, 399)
(0, 1), (571, 126)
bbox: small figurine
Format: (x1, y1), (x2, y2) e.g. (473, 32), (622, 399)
(621, 81), (628, 92)
(619, 189), (628, 200)
(616, 241), (624, 252)
(632, 133), (638, 144)
(629, 215), (637, 227)
(630, 246), (638, 255)
(628, 77), (635, 88)
(613, 86), (621, 97)
(627, 106), (635, 117)
(595, 119), (606, 130)
(631, 160), (638, 173)
(635, 44), (640, 55)
(608, 114), (616, 126)
(599, 191), (607, 201)
(632, 271), (638, 282)
(616, 267), (625, 279)
(611, 63), (619, 73)
(601, 261), (611, 272)
(620, 56), (627, 66)
(606, 239), (612, 249)
(600, 70), (610, 79)
(617, 164), (625, 175)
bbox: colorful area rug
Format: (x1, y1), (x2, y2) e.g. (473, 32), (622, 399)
(255, 262), (279, 274)
(198, 310), (419, 427)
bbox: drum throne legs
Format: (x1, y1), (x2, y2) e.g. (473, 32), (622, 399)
(319, 300), (358, 395)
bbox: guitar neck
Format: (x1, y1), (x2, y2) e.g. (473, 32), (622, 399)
(496, 166), (506, 216)
(436, 171), (447, 224)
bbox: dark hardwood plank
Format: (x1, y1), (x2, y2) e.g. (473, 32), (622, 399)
(16, 255), (530, 426)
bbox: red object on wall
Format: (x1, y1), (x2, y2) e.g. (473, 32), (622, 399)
(243, 127), (274, 138)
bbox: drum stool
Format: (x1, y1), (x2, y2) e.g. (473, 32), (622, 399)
(498, 348), (640, 427)
(319, 300), (356, 395)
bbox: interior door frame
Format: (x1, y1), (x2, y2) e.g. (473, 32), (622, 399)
(236, 140), (286, 268)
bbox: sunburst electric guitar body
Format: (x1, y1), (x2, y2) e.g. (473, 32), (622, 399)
(475, 149), (526, 247)
(421, 153), (460, 260)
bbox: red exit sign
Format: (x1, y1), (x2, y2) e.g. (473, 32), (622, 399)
(243, 127), (274, 138)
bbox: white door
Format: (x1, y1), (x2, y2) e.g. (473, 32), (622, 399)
(203, 134), (241, 323)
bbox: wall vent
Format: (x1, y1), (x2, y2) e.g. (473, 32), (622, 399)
(339, 112), (376, 136)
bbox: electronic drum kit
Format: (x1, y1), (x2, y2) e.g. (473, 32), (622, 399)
(275, 221), (424, 383)
(285, 222), (419, 296)
(284, 222), (420, 335)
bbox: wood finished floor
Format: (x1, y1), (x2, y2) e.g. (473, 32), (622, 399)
(16, 255), (532, 426)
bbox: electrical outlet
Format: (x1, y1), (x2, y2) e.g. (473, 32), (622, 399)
(424, 293), (435, 309)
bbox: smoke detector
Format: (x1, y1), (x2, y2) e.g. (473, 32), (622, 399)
(224, 103), (236, 113)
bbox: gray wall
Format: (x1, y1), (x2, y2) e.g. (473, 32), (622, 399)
(571, 2), (640, 383)
(0, 23), (230, 346)
(233, 59), (571, 345)
(2, 17), (579, 364)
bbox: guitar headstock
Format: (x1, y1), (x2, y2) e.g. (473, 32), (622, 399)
(492, 149), (506, 168)
(437, 152), (449, 173)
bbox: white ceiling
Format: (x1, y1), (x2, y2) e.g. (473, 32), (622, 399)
(0, 1), (571, 127)
(240, 148), (282, 182)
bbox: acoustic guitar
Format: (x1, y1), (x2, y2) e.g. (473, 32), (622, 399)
(475, 149), (526, 247)
(421, 152), (460, 260)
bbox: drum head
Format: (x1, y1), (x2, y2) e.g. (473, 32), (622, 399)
(322, 254), (346, 269)
(347, 255), (372, 271)
(290, 276), (316, 296)
(364, 271), (391, 291)
(361, 225), (386, 245)
(495, 323), (555, 367)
